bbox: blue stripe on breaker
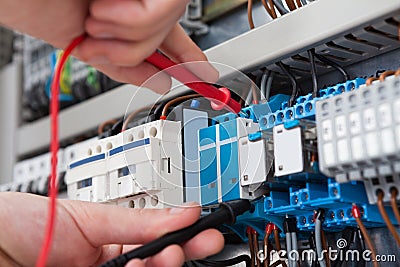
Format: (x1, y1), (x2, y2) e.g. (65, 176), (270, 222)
(69, 154), (105, 169)
(109, 138), (150, 156)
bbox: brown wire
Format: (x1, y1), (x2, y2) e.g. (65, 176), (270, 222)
(98, 119), (118, 136)
(295, 0), (302, 8)
(268, 0), (278, 19)
(160, 94), (200, 119)
(390, 188), (400, 225)
(248, 232), (255, 267)
(379, 70), (396, 81)
(253, 232), (261, 267)
(247, 0), (255, 29)
(273, 229), (281, 251)
(354, 215), (379, 267)
(395, 68), (400, 76)
(122, 106), (156, 132)
(285, 0), (297, 11)
(263, 233), (271, 267)
(261, 0), (274, 18)
(321, 230), (330, 267)
(366, 77), (378, 86)
(377, 191), (400, 246)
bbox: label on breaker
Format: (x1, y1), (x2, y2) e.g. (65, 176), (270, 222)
(322, 120), (333, 141)
(363, 108), (376, 131)
(349, 112), (361, 135)
(378, 104), (392, 128)
(335, 116), (347, 138)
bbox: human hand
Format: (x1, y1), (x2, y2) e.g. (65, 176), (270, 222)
(0, 0), (218, 92)
(0, 192), (224, 267)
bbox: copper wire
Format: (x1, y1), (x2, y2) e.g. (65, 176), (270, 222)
(366, 77), (378, 86)
(263, 232), (271, 267)
(253, 232), (262, 267)
(248, 231), (255, 267)
(268, 0), (278, 18)
(122, 106), (156, 132)
(285, 0), (297, 11)
(395, 68), (400, 76)
(390, 188), (400, 225)
(354, 215), (379, 267)
(160, 94), (200, 118)
(261, 0), (274, 18)
(273, 229), (281, 251)
(295, 0), (302, 8)
(377, 191), (400, 246)
(379, 70), (396, 82)
(247, 0), (255, 29)
(98, 119), (118, 136)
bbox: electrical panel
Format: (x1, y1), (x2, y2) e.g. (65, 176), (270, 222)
(2, 0), (400, 266)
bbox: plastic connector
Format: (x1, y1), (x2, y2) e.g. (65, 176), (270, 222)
(352, 204), (361, 218)
(265, 223), (274, 235)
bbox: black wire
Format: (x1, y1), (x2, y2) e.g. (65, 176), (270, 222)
(196, 255), (252, 267)
(276, 62), (300, 107)
(314, 54), (350, 81)
(307, 49), (319, 98)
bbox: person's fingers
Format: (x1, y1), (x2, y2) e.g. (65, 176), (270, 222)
(125, 259), (146, 267)
(93, 244), (140, 266)
(145, 245), (185, 267)
(90, 0), (188, 30)
(61, 200), (201, 247)
(76, 34), (167, 66)
(91, 62), (172, 94)
(182, 229), (225, 260)
(160, 24), (219, 83)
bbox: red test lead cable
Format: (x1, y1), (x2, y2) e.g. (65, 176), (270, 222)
(36, 34), (85, 267)
(146, 52), (242, 113)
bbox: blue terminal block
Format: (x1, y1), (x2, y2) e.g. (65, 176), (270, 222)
(264, 188), (314, 216)
(259, 78), (366, 131)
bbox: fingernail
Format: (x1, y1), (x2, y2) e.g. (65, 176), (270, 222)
(87, 56), (110, 65)
(169, 202), (198, 215)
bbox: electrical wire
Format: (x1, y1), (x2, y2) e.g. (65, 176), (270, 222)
(272, 0), (289, 15)
(159, 94), (200, 119)
(321, 228), (330, 267)
(261, 0), (275, 19)
(276, 62), (299, 107)
(352, 204), (379, 267)
(300, 0), (307, 5)
(379, 70), (396, 81)
(122, 106), (157, 132)
(252, 230), (262, 267)
(247, 227), (256, 267)
(395, 68), (400, 76)
(376, 191), (400, 246)
(285, 0), (297, 11)
(307, 49), (318, 98)
(390, 188), (400, 225)
(314, 54), (349, 81)
(366, 77), (378, 86)
(268, 0), (278, 18)
(285, 232), (293, 267)
(36, 34), (85, 267)
(247, 0), (255, 29)
(315, 215), (326, 267)
(295, 0), (302, 8)
(290, 232), (298, 266)
(98, 119), (118, 136)
(273, 227), (282, 251)
(196, 255), (252, 267)
(260, 70), (271, 102)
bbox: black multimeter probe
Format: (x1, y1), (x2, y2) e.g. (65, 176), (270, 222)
(100, 199), (252, 267)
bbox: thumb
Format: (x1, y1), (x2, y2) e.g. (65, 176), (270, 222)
(61, 199), (201, 246)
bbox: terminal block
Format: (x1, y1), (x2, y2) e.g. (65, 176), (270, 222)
(316, 75), (400, 204)
(65, 120), (183, 207)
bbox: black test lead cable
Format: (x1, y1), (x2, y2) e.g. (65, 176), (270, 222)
(99, 199), (252, 267)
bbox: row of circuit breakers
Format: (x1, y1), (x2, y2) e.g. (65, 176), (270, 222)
(3, 74), (400, 239)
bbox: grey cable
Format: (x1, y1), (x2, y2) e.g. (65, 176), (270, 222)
(272, 0), (289, 15)
(245, 84), (253, 105)
(265, 72), (274, 102)
(300, 0), (308, 5)
(315, 219), (327, 267)
(291, 232), (298, 264)
(286, 232), (294, 267)
(260, 71), (270, 101)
